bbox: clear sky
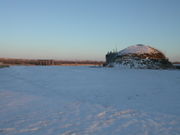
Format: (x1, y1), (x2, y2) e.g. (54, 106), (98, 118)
(0, 0), (180, 61)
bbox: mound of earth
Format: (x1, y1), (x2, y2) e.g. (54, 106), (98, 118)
(106, 44), (174, 69)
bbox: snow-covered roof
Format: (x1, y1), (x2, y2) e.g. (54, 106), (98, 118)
(118, 44), (162, 56)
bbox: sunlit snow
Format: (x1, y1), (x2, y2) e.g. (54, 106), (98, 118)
(0, 66), (180, 135)
(118, 44), (162, 56)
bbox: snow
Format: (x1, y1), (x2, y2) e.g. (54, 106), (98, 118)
(118, 44), (161, 56)
(0, 66), (180, 135)
(112, 59), (152, 69)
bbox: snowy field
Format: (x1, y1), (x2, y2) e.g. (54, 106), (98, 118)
(0, 66), (180, 135)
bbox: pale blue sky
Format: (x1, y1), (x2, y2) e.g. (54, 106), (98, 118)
(0, 0), (180, 61)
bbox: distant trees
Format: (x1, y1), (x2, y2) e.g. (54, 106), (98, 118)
(0, 58), (104, 66)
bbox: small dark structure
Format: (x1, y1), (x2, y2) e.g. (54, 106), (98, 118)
(106, 52), (118, 64)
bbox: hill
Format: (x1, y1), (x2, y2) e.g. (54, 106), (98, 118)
(106, 44), (174, 69)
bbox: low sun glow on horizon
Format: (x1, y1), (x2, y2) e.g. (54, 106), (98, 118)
(0, 0), (180, 62)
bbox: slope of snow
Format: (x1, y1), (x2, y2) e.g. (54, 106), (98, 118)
(0, 66), (180, 135)
(118, 44), (161, 56)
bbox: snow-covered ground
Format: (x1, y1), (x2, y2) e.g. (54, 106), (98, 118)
(118, 44), (163, 56)
(0, 66), (180, 135)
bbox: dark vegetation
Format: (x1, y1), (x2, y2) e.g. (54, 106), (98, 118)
(0, 65), (9, 68)
(0, 58), (105, 66)
(173, 62), (180, 69)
